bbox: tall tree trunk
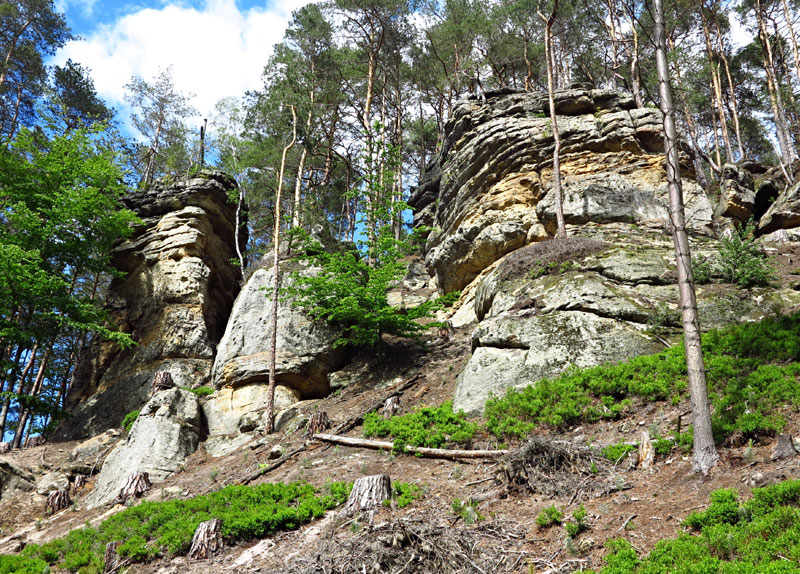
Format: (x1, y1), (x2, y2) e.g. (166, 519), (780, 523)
(265, 105), (297, 434)
(709, 2), (745, 158)
(700, 9), (734, 162)
(539, 0), (568, 239)
(12, 347), (51, 449)
(654, 0), (718, 475)
(781, 0), (800, 82)
(0, 343), (38, 439)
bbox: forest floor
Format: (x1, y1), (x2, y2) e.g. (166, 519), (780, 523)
(2, 244), (800, 572)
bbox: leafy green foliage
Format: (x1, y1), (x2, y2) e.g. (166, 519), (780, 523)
(451, 498), (483, 524)
(601, 442), (637, 462)
(594, 480), (800, 573)
(485, 313), (800, 443)
(363, 401), (477, 453)
(536, 505), (564, 528)
(11, 481), (351, 573)
(693, 222), (776, 288)
(391, 482), (423, 509)
(565, 504), (589, 537)
(121, 410), (140, 432)
(182, 386), (214, 397)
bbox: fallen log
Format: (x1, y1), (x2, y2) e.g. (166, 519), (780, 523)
(312, 433), (508, 459)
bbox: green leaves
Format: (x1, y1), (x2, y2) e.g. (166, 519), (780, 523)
(362, 401), (477, 451)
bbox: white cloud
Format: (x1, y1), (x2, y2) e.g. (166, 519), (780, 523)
(54, 0), (313, 132)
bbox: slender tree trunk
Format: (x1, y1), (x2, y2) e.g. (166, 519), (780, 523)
(0, 343), (37, 438)
(539, 0), (568, 239)
(700, 9), (734, 162)
(0, 20), (32, 90)
(265, 106), (297, 434)
(654, 0), (718, 475)
(781, 0), (800, 83)
(627, 10), (643, 108)
(12, 348), (50, 449)
(709, 2), (745, 158)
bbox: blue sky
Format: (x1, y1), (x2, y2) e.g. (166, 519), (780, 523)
(51, 0), (313, 130)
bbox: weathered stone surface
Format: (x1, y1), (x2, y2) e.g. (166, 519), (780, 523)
(386, 259), (437, 309)
(717, 163), (756, 222)
(85, 388), (202, 509)
(36, 472), (70, 495)
(203, 384), (300, 436)
(454, 310), (662, 414)
(211, 260), (346, 398)
(759, 180), (800, 235)
(411, 88), (712, 293)
(58, 171), (244, 440)
(0, 460), (34, 501)
(67, 429), (122, 474)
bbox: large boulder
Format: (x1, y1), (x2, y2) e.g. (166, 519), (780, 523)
(211, 260), (346, 399)
(57, 171), (245, 440)
(85, 388), (202, 509)
(0, 460), (34, 501)
(410, 88), (713, 294)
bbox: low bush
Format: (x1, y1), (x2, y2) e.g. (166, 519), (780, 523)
(536, 505), (564, 528)
(121, 409), (140, 432)
(363, 401), (477, 453)
(485, 313), (800, 444)
(601, 442), (637, 462)
(592, 480), (800, 573)
(693, 221), (776, 288)
(10, 481), (351, 573)
(391, 482), (423, 509)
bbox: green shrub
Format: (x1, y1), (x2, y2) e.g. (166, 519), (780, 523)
(11, 481), (351, 573)
(485, 313), (800, 445)
(593, 479), (800, 573)
(451, 498), (483, 524)
(363, 401), (477, 453)
(536, 505), (564, 528)
(601, 442), (637, 462)
(653, 438), (673, 456)
(391, 482), (423, 509)
(565, 504), (589, 537)
(185, 386), (214, 397)
(121, 409), (140, 432)
(694, 221), (777, 288)
(0, 554), (50, 574)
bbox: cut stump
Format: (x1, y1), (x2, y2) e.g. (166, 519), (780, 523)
(72, 474), (86, 494)
(188, 518), (223, 560)
(0, 442), (10, 454)
(152, 371), (175, 395)
(44, 489), (71, 515)
(339, 474), (391, 517)
(306, 411), (331, 438)
(638, 431), (654, 469)
(383, 396), (400, 419)
(116, 472), (152, 504)
(773, 433), (799, 460)
(104, 541), (120, 573)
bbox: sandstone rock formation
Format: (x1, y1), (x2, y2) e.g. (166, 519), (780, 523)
(58, 171), (245, 440)
(409, 88), (713, 294)
(409, 88), (800, 415)
(208, 260), (346, 437)
(85, 388), (202, 509)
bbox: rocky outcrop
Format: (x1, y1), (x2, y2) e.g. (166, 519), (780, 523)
(85, 388), (202, 509)
(0, 460), (34, 501)
(58, 171), (245, 440)
(410, 88), (713, 294)
(453, 228), (800, 414)
(211, 260), (346, 399)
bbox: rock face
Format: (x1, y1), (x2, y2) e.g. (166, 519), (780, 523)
(410, 89), (800, 415)
(0, 460), (34, 501)
(58, 171), (245, 440)
(409, 88), (713, 294)
(85, 388), (202, 509)
(208, 259), (346, 436)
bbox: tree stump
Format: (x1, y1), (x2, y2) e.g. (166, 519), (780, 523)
(638, 431), (655, 469)
(116, 472), (152, 504)
(382, 396), (400, 419)
(0, 442), (10, 454)
(24, 435), (45, 448)
(188, 518), (223, 560)
(306, 411), (331, 438)
(104, 541), (121, 573)
(72, 475), (86, 494)
(44, 489), (71, 515)
(151, 371), (175, 395)
(773, 433), (799, 460)
(339, 474), (391, 517)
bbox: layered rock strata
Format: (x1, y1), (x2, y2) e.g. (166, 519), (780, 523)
(410, 88), (713, 294)
(58, 171), (245, 439)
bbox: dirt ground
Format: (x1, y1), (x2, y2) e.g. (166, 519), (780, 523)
(2, 243), (800, 572)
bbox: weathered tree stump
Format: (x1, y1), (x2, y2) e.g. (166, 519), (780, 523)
(24, 435), (45, 448)
(188, 518), (223, 560)
(151, 371), (175, 395)
(306, 411), (331, 438)
(44, 489), (71, 515)
(72, 474), (86, 494)
(104, 541), (121, 573)
(116, 472), (152, 504)
(0, 442), (10, 454)
(773, 433), (799, 460)
(339, 474), (391, 517)
(638, 431), (655, 469)
(382, 396), (400, 419)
